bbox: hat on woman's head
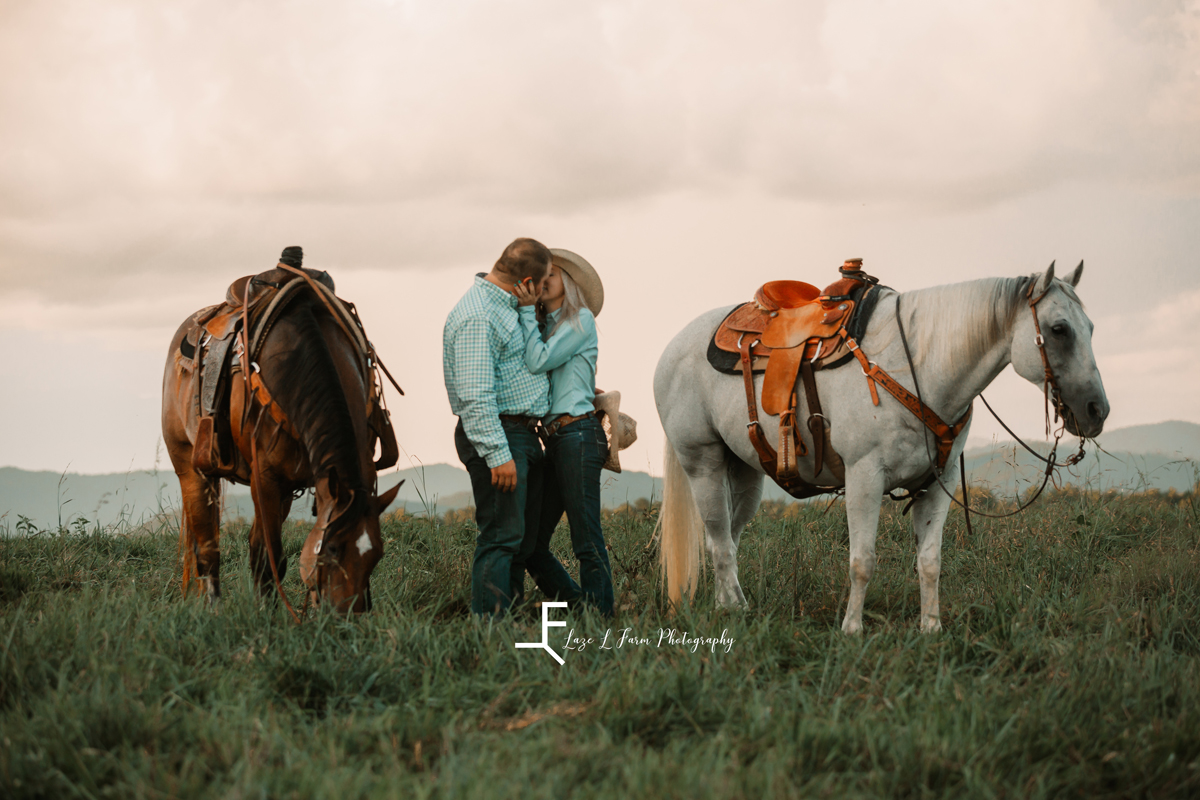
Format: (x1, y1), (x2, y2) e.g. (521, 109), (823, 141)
(550, 248), (604, 316)
(593, 391), (637, 473)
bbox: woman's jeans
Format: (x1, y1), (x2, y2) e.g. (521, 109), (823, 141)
(521, 415), (613, 616)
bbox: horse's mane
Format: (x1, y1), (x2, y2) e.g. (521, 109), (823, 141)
(890, 276), (1037, 369)
(266, 294), (366, 494)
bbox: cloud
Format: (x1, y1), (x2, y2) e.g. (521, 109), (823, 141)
(1, 0), (1198, 301)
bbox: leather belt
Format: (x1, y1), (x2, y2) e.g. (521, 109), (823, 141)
(543, 410), (596, 437)
(499, 414), (542, 433)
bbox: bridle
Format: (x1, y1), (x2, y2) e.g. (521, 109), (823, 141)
(895, 275), (1087, 529)
(1024, 277), (1077, 438)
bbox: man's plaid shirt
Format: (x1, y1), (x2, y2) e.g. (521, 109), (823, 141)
(443, 275), (550, 468)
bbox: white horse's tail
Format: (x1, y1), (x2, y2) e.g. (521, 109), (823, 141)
(657, 438), (705, 607)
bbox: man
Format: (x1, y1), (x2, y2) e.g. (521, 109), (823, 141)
(443, 237), (565, 616)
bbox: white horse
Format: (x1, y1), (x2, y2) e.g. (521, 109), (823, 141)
(654, 262), (1108, 633)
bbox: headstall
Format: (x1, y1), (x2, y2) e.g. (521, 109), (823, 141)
(894, 278), (1087, 529)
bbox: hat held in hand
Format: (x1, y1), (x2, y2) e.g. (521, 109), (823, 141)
(593, 391), (637, 473)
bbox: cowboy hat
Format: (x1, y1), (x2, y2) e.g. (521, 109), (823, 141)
(593, 391), (637, 473)
(550, 248), (604, 316)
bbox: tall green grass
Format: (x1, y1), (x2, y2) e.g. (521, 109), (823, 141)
(1, 489), (1197, 798)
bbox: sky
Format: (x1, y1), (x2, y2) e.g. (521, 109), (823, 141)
(1, 0), (1198, 477)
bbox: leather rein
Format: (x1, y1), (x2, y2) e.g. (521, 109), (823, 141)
(893, 279), (1086, 529)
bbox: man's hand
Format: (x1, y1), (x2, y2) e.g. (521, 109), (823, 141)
(512, 278), (540, 307)
(491, 460), (518, 492)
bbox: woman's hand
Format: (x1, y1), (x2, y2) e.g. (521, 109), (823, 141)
(512, 278), (540, 307)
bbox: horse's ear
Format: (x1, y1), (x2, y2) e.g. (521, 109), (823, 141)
(1065, 260), (1084, 287)
(324, 466), (356, 519)
(326, 466), (346, 502)
(1033, 260), (1056, 296)
(377, 479), (404, 512)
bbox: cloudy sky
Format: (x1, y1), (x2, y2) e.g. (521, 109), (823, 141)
(1, 0), (1198, 477)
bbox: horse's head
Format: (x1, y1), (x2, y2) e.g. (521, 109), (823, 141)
(1010, 261), (1109, 438)
(297, 468), (402, 613)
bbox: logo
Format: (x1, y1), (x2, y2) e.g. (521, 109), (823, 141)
(514, 601), (568, 665)
(515, 602), (738, 665)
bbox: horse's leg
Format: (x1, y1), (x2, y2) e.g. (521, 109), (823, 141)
(727, 456), (764, 550)
(841, 463), (886, 634)
(681, 443), (746, 609)
(248, 476), (293, 600)
(178, 468), (222, 604)
(909, 473), (956, 633)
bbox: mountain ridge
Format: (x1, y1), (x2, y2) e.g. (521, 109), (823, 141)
(3, 421), (1196, 529)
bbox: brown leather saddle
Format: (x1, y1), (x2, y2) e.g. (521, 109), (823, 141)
(708, 259), (972, 502)
(178, 263), (400, 479)
(707, 260), (884, 499)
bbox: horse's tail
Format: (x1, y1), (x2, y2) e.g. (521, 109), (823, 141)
(657, 438), (704, 607)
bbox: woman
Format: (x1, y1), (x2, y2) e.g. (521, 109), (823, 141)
(512, 249), (613, 616)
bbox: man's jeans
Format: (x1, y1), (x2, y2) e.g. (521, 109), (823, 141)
(455, 419), (544, 617)
(523, 415), (613, 616)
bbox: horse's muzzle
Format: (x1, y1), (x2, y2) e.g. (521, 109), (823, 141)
(1066, 395), (1109, 438)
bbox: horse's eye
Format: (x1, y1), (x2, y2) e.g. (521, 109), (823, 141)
(1050, 323), (1069, 337)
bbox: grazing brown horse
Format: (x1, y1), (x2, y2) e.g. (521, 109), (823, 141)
(162, 251), (402, 613)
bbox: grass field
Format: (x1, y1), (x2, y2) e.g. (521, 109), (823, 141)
(2, 487), (1198, 798)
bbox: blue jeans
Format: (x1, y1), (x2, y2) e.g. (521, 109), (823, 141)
(455, 419), (545, 617)
(523, 415), (613, 616)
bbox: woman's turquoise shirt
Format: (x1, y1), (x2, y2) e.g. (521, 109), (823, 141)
(517, 306), (598, 421)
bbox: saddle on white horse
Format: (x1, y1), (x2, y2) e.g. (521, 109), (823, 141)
(708, 259), (970, 499)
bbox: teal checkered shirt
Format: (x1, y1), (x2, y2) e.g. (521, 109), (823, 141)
(443, 275), (550, 468)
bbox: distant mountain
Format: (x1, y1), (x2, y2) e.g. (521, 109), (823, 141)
(960, 420), (1199, 498)
(962, 443), (1196, 497)
(0, 462), (684, 530)
(0, 467), (180, 532)
(1093, 420), (1200, 460)
(3, 421), (1195, 530)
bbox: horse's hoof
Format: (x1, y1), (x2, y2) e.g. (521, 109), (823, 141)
(715, 586), (748, 610)
(920, 617), (942, 634)
(841, 618), (863, 635)
(202, 577), (221, 608)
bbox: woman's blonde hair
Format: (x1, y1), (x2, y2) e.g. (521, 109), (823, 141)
(544, 268), (587, 339)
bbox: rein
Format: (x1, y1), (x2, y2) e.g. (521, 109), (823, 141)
(893, 284), (1086, 529)
(240, 279), (306, 624)
(275, 264), (406, 402)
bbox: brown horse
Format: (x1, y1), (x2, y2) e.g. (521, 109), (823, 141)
(161, 256), (402, 613)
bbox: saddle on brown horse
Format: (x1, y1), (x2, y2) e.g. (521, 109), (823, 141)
(177, 263), (401, 480)
(708, 259), (970, 500)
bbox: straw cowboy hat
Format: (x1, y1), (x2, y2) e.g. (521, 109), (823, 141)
(593, 391), (637, 473)
(550, 248), (604, 316)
